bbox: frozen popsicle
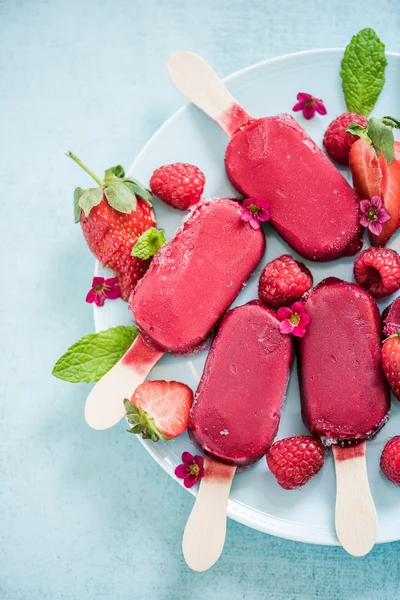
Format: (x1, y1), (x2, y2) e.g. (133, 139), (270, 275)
(85, 198), (265, 429)
(297, 277), (390, 556)
(183, 301), (294, 570)
(167, 52), (362, 262)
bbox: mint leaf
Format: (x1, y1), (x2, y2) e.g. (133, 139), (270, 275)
(131, 228), (166, 259)
(74, 187), (84, 223)
(124, 178), (152, 206)
(340, 28), (387, 116)
(104, 165), (125, 180)
(78, 187), (103, 217)
(104, 181), (137, 213)
(382, 116), (400, 129)
(52, 326), (138, 383)
(367, 117), (395, 165)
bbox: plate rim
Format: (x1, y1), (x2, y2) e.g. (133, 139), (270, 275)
(94, 47), (400, 546)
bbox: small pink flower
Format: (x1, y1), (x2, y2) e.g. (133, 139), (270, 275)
(85, 276), (121, 307)
(292, 92), (327, 120)
(241, 198), (270, 230)
(175, 451), (204, 488)
(359, 196), (390, 236)
(277, 301), (311, 338)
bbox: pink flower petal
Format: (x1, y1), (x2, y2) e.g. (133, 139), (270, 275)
(280, 320), (294, 334)
(302, 104), (316, 120)
(277, 307), (292, 320)
(378, 208), (391, 223)
(359, 215), (369, 228)
(359, 199), (371, 214)
(105, 276), (119, 286)
(241, 210), (251, 223)
(182, 451), (194, 465)
(105, 285), (121, 300)
(292, 101), (305, 112)
(184, 474), (198, 488)
(86, 289), (96, 304)
(92, 277), (105, 287)
(292, 326), (306, 338)
(291, 301), (304, 314)
(242, 198), (252, 209)
(370, 196), (382, 209)
(194, 455), (203, 468)
(297, 92), (312, 101)
(368, 221), (383, 236)
(94, 293), (105, 307)
(249, 216), (261, 229)
(175, 464), (188, 479)
(299, 312), (311, 327)
(255, 198), (270, 210)
(198, 467), (205, 478)
(314, 100), (327, 115)
(258, 208), (270, 222)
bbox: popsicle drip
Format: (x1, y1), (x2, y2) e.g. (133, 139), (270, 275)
(219, 102), (254, 137)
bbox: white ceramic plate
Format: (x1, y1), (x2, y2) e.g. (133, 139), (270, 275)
(94, 48), (400, 545)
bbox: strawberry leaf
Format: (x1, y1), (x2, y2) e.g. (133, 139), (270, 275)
(123, 178), (152, 206)
(131, 228), (166, 259)
(52, 326), (138, 383)
(104, 181), (137, 213)
(104, 165), (125, 179)
(367, 117), (395, 164)
(78, 187), (103, 217)
(74, 187), (84, 223)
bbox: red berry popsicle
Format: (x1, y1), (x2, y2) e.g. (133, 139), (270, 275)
(85, 198), (265, 429)
(297, 277), (390, 556)
(183, 301), (293, 570)
(189, 301), (294, 466)
(167, 52), (362, 262)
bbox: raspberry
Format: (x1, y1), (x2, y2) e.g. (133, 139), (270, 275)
(380, 436), (400, 485)
(323, 112), (368, 165)
(353, 247), (400, 298)
(266, 435), (325, 490)
(150, 163), (205, 211)
(258, 254), (313, 308)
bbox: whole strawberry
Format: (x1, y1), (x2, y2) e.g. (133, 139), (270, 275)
(266, 435), (325, 490)
(323, 112), (368, 164)
(150, 163), (205, 210)
(382, 330), (400, 401)
(124, 380), (193, 441)
(353, 247), (400, 298)
(258, 255), (313, 308)
(380, 436), (400, 485)
(68, 153), (156, 301)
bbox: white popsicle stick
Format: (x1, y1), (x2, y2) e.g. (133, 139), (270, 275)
(85, 334), (164, 430)
(167, 51), (251, 135)
(182, 456), (236, 571)
(332, 442), (377, 556)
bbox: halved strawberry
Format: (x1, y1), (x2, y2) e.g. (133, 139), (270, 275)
(373, 141), (400, 246)
(349, 138), (382, 198)
(349, 139), (400, 246)
(124, 380), (193, 441)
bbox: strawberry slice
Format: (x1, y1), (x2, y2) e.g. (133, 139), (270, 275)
(372, 141), (400, 246)
(349, 138), (382, 199)
(349, 139), (400, 246)
(124, 381), (193, 441)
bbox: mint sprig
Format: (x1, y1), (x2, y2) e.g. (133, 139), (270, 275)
(340, 28), (387, 116)
(347, 116), (400, 165)
(66, 152), (152, 222)
(131, 227), (166, 259)
(52, 326), (138, 383)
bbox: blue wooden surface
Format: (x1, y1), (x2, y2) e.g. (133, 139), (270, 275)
(1, 0), (400, 597)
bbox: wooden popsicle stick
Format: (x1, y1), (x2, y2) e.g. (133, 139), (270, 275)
(85, 334), (164, 430)
(182, 456), (236, 571)
(332, 442), (377, 556)
(167, 51), (252, 136)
